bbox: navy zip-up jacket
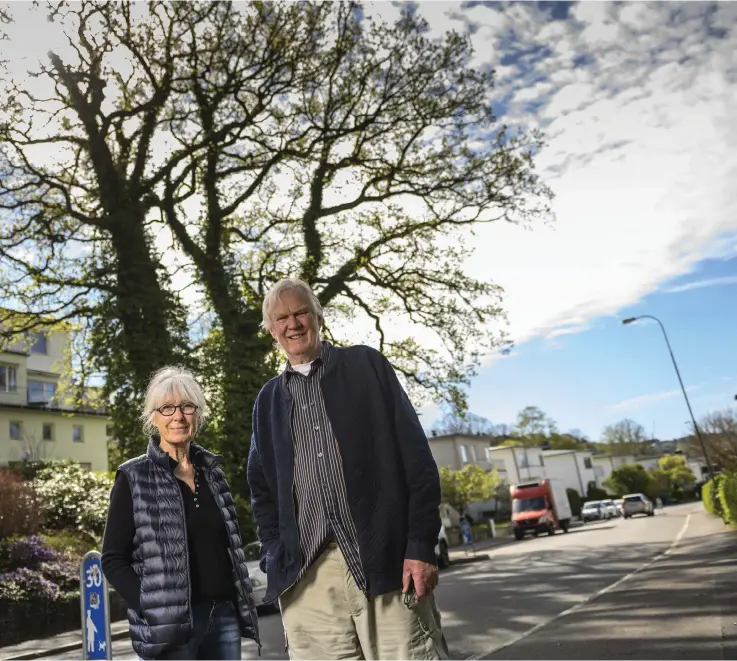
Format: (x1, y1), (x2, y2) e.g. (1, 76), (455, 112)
(246, 344), (441, 604)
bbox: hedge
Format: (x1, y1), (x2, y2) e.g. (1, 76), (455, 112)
(717, 472), (737, 524)
(703, 472), (737, 523)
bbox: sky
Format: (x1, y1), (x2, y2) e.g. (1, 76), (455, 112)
(2, 1), (736, 442)
(378, 1), (737, 441)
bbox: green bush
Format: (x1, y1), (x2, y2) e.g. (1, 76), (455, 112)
(566, 488), (582, 517)
(717, 472), (737, 524)
(32, 461), (113, 538)
(702, 475), (724, 518)
(586, 482), (609, 501)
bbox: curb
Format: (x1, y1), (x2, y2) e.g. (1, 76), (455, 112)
(6, 629), (130, 661)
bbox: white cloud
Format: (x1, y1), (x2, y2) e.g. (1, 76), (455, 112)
(607, 386), (698, 413)
(431, 1), (737, 348)
(663, 275), (737, 294)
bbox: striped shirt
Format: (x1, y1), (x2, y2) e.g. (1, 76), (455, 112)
(285, 341), (367, 593)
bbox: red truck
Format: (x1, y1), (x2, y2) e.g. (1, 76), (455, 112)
(510, 479), (573, 540)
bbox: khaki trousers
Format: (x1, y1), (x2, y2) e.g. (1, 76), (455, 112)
(279, 544), (449, 660)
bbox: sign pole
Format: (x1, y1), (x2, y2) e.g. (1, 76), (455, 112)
(80, 550), (112, 660)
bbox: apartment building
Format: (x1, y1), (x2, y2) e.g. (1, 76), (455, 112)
(0, 325), (109, 471)
(427, 432), (498, 471)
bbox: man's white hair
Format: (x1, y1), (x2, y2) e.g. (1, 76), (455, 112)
(140, 366), (207, 436)
(261, 277), (324, 332)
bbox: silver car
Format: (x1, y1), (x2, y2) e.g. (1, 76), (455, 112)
(244, 541), (270, 609)
(622, 493), (655, 518)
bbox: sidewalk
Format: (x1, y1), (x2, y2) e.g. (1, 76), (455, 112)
(0, 620), (130, 660)
(1, 532), (518, 660)
(448, 530), (515, 563)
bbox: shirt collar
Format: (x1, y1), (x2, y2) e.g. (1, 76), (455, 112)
(284, 340), (332, 378)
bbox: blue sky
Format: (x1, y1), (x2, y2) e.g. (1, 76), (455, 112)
(458, 255), (737, 441)
(393, 1), (737, 441)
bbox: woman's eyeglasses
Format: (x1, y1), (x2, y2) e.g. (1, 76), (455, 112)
(156, 403), (198, 416)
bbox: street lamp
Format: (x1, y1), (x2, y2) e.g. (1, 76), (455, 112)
(622, 314), (714, 481)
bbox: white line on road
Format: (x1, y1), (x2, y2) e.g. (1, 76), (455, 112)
(468, 510), (694, 660)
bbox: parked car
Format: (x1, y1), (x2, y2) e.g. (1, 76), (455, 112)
(615, 499), (625, 516)
(581, 501), (606, 522)
(600, 499), (619, 518)
(622, 493), (655, 518)
(435, 525), (451, 568)
(244, 541), (272, 610)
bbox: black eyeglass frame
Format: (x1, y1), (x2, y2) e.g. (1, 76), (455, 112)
(155, 403), (198, 416)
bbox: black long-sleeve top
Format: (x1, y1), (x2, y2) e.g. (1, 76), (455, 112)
(101, 460), (235, 612)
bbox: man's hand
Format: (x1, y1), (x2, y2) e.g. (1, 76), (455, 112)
(402, 559), (438, 599)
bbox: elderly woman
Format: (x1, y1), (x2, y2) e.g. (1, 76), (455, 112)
(101, 366), (259, 660)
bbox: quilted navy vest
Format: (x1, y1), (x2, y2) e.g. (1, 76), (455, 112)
(118, 438), (259, 659)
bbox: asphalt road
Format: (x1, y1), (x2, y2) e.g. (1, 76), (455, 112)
(59, 503), (735, 660)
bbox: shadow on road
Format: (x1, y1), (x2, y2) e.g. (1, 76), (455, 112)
(482, 527), (737, 660)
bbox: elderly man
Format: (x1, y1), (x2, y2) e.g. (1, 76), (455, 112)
(247, 277), (448, 660)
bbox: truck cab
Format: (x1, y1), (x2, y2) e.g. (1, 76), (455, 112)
(510, 480), (572, 540)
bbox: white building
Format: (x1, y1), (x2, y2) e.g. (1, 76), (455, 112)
(485, 445), (546, 486)
(485, 447), (597, 497)
(542, 450), (597, 496)
(592, 454), (638, 490)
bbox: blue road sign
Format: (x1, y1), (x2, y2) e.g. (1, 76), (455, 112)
(460, 520), (473, 545)
(80, 551), (112, 660)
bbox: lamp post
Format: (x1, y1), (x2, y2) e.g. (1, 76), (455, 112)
(622, 315), (714, 481)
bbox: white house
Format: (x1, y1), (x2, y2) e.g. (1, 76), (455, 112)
(485, 445), (546, 486)
(592, 454), (638, 490)
(485, 446), (597, 497)
(542, 450), (597, 496)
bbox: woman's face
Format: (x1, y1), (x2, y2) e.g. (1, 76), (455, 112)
(153, 394), (197, 446)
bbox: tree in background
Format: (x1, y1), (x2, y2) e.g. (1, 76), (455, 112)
(694, 408), (737, 472)
(431, 409), (512, 437)
(604, 463), (656, 499)
(602, 419), (647, 457)
(0, 2), (553, 489)
(651, 455), (696, 501)
(439, 464), (501, 516)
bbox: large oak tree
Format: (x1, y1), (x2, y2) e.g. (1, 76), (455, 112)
(0, 1), (553, 490)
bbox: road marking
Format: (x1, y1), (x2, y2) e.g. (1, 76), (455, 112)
(468, 510), (694, 660)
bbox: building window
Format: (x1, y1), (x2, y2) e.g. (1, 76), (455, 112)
(42, 423), (54, 441)
(459, 445), (469, 463)
(584, 457), (593, 469)
(28, 381), (57, 405)
(73, 425), (84, 443)
(0, 364), (17, 392)
(79, 462), (92, 471)
(10, 421), (22, 440)
(469, 446), (477, 463)
(485, 447), (492, 462)
(30, 332), (48, 354)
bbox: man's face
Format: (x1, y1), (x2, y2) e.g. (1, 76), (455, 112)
(269, 289), (321, 363)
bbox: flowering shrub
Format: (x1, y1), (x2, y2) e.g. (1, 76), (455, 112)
(0, 567), (61, 601)
(33, 461), (113, 537)
(0, 536), (79, 601)
(0, 469), (42, 540)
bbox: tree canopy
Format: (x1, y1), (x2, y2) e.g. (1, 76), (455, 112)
(0, 1), (553, 486)
(439, 464), (501, 515)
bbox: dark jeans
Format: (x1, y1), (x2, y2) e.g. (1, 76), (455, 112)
(158, 601), (241, 660)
